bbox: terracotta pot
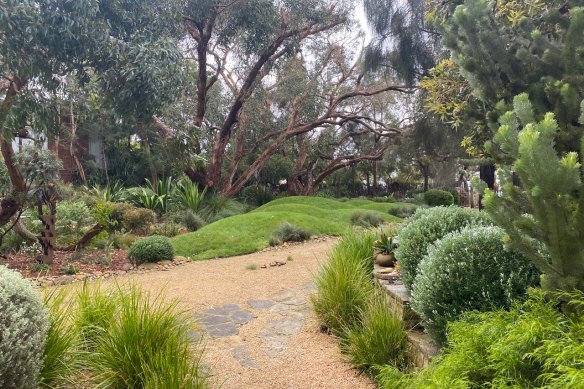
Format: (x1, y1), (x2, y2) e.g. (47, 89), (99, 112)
(375, 253), (394, 267)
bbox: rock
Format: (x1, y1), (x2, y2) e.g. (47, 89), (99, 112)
(54, 275), (74, 285)
(232, 346), (259, 368)
(159, 260), (173, 266)
(248, 299), (275, 309)
(139, 262), (159, 270)
(206, 323), (239, 337)
(122, 263), (133, 272)
(174, 256), (188, 263)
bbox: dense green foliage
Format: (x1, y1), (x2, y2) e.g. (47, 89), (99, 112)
(481, 95), (584, 294)
(411, 226), (540, 344)
(395, 206), (492, 290)
(423, 189), (454, 207)
(172, 196), (404, 259)
(0, 266), (48, 389)
(377, 290), (584, 388)
(312, 230), (376, 335)
(127, 235), (175, 264)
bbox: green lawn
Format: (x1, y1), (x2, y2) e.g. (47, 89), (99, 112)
(171, 196), (414, 260)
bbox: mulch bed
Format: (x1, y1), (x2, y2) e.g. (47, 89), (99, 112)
(0, 248), (132, 279)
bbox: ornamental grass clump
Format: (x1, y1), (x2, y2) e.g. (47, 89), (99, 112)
(127, 235), (174, 264)
(269, 222), (311, 246)
(312, 230), (375, 335)
(411, 226), (540, 344)
(85, 284), (207, 389)
(0, 265), (48, 389)
(395, 206), (492, 290)
(350, 210), (385, 228)
(342, 289), (408, 373)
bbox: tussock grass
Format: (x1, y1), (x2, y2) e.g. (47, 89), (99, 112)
(311, 230), (376, 335)
(342, 289), (408, 372)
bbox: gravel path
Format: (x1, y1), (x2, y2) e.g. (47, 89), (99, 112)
(119, 238), (374, 389)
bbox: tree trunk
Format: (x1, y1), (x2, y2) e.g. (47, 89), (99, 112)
(479, 164), (496, 210)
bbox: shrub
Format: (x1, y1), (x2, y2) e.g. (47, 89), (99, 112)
(388, 205), (417, 218)
(150, 222), (183, 237)
(395, 206), (492, 290)
(201, 194), (247, 222)
(312, 230), (375, 335)
(411, 226), (540, 344)
(270, 222), (311, 245)
(182, 210), (205, 232)
(56, 200), (95, 245)
(108, 202), (156, 234)
(83, 284), (207, 388)
(350, 210), (385, 228)
(240, 185), (275, 206)
(173, 179), (207, 213)
(0, 265), (48, 389)
(342, 289), (408, 372)
(423, 189), (454, 207)
(377, 290), (584, 388)
(127, 235), (174, 264)
(123, 207), (156, 234)
(112, 233), (138, 249)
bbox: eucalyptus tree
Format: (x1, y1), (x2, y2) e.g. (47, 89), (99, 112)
(181, 0), (410, 194)
(0, 0), (185, 236)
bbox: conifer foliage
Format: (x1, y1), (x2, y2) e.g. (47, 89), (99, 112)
(481, 94), (584, 294)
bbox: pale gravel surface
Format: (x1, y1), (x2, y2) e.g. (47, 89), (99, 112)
(116, 238), (375, 389)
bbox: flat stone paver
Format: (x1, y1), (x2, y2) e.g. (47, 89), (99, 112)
(198, 304), (255, 337)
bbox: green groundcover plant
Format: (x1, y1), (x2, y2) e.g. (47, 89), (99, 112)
(376, 289), (584, 389)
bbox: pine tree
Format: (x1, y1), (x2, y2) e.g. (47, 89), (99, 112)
(479, 94), (584, 295)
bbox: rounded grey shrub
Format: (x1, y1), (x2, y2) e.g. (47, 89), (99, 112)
(395, 206), (492, 290)
(411, 226), (540, 344)
(127, 235), (175, 264)
(0, 265), (48, 389)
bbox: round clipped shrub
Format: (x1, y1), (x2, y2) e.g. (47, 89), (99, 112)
(0, 265), (48, 389)
(411, 226), (540, 344)
(423, 189), (454, 207)
(395, 206), (492, 290)
(127, 235), (175, 264)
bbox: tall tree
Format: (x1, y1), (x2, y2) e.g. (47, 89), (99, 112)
(182, 0), (410, 194)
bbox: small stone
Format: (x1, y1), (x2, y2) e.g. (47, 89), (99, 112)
(122, 263), (132, 272)
(55, 275), (74, 285)
(159, 260), (173, 266)
(139, 262), (158, 270)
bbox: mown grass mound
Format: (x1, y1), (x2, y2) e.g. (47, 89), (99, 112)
(172, 196), (411, 260)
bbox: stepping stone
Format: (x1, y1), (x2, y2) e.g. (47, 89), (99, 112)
(206, 322), (239, 337)
(232, 346), (259, 368)
(248, 299), (275, 309)
(199, 314), (231, 326)
(206, 304), (241, 316)
(230, 310), (255, 325)
(261, 319), (303, 337)
(272, 290), (297, 302)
